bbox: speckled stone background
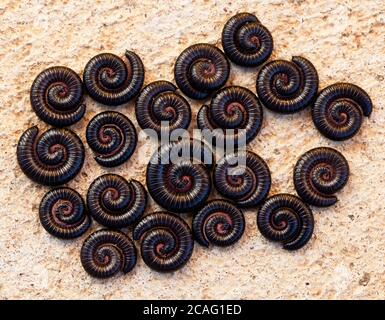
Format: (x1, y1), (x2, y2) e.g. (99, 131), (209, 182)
(0, 0), (384, 300)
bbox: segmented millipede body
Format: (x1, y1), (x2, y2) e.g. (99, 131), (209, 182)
(87, 174), (147, 228)
(214, 151), (271, 207)
(294, 147), (349, 207)
(86, 111), (137, 167)
(146, 139), (214, 213)
(30, 66), (86, 127)
(135, 80), (191, 137)
(192, 199), (245, 247)
(256, 56), (319, 113)
(17, 126), (84, 186)
(257, 194), (314, 250)
(222, 12), (273, 67)
(174, 43), (230, 100)
(197, 86), (263, 147)
(83, 51), (144, 106)
(80, 229), (137, 278)
(132, 212), (194, 272)
(311, 83), (373, 141)
(39, 188), (91, 239)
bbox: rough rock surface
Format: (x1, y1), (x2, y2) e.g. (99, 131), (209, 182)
(0, 0), (384, 299)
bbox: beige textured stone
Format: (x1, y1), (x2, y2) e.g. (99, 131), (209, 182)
(0, 0), (384, 299)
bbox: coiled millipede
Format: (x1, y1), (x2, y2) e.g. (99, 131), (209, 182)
(222, 12), (273, 67)
(214, 150), (271, 207)
(311, 82), (373, 141)
(197, 86), (263, 147)
(293, 147), (349, 207)
(174, 43), (230, 100)
(83, 51), (144, 106)
(17, 126), (84, 186)
(30, 66), (86, 127)
(87, 174), (147, 228)
(80, 229), (137, 278)
(86, 111), (137, 167)
(146, 139), (214, 213)
(39, 187), (91, 239)
(192, 199), (245, 247)
(135, 80), (191, 137)
(133, 212), (194, 272)
(256, 56), (319, 113)
(257, 194), (314, 250)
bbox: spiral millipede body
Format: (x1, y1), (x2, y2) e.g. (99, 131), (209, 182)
(197, 86), (263, 147)
(146, 139), (213, 213)
(30, 66), (86, 127)
(39, 188), (90, 239)
(133, 212), (194, 272)
(87, 174), (147, 228)
(222, 12), (273, 67)
(257, 194), (314, 250)
(135, 80), (191, 137)
(312, 83), (373, 141)
(174, 43), (230, 100)
(86, 111), (137, 167)
(294, 147), (349, 207)
(83, 51), (144, 106)
(192, 200), (245, 247)
(80, 229), (137, 278)
(256, 56), (319, 113)
(214, 151), (271, 207)
(17, 126), (84, 186)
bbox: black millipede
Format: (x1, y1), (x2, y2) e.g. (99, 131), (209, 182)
(30, 66), (86, 127)
(214, 150), (271, 207)
(192, 199), (245, 247)
(80, 229), (137, 278)
(197, 86), (263, 147)
(83, 51), (144, 106)
(135, 80), (191, 137)
(311, 82), (373, 141)
(257, 194), (314, 250)
(256, 56), (319, 113)
(16, 126), (85, 186)
(221, 12), (273, 67)
(39, 187), (91, 239)
(146, 139), (214, 213)
(174, 43), (230, 100)
(87, 174), (147, 229)
(293, 147), (349, 207)
(132, 211), (194, 272)
(86, 111), (137, 167)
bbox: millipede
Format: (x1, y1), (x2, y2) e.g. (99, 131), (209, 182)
(214, 150), (271, 207)
(133, 211), (194, 272)
(311, 82), (373, 141)
(146, 139), (214, 213)
(192, 199), (245, 247)
(83, 51), (144, 106)
(197, 86), (263, 147)
(17, 126), (84, 186)
(39, 187), (91, 239)
(222, 12), (273, 67)
(135, 80), (191, 137)
(80, 229), (137, 278)
(256, 56), (319, 114)
(174, 43), (230, 100)
(86, 111), (137, 167)
(30, 66), (86, 127)
(87, 174), (147, 229)
(257, 194), (314, 250)
(293, 147), (350, 207)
